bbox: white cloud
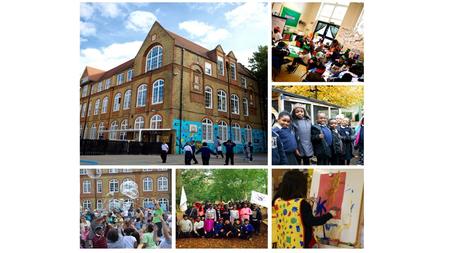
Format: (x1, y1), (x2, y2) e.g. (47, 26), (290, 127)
(233, 49), (254, 68)
(225, 2), (268, 29)
(80, 41), (142, 74)
(125, 11), (157, 32)
(80, 21), (96, 37)
(179, 20), (214, 37)
(201, 28), (231, 45)
(80, 3), (95, 20)
(99, 3), (122, 18)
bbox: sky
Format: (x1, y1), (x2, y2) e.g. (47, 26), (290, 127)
(80, 2), (268, 74)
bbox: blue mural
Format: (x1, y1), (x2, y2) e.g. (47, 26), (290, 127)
(172, 119), (266, 154)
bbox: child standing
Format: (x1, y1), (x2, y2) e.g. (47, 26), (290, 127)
(311, 113), (332, 165)
(204, 205), (216, 238)
(183, 143), (193, 165)
(328, 119), (344, 165)
(223, 140), (236, 165)
(291, 104), (314, 165)
(160, 141), (169, 163)
(272, 111), (300, 165)
(195, 142), (217, 165)
(338, 117), (354, 165)
(239, 203), (252, 222)
(229, 205), (239, 224)
(250, 205), (262, 235)
(272, 129), (288, 165)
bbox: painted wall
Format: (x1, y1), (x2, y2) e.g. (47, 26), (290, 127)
(172, 119), (266, 154)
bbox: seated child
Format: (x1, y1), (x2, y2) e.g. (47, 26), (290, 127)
(233, 219), (242, 238)
(193, 217), (205, 238)
(240, 219), (255, 240)
(223, 220), (235, 238)
(214, 218), (225, 238)
(178, 215), (193, 238)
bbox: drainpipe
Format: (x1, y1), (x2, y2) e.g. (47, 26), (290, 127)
(179, 48), (185, 154)
(226, 62), (232, 141)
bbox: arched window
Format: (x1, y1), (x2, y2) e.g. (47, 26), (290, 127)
(232, 123), (241, 143)
(246, 124), (253, 143)
(82, 200), (91, 210)
(123, 90), (131, 110)
(109, 179), (119, 192)
(204, 86), (212, 108)
(157, 177), (168, 191)
(152, 79), (164, 104)
(231, 94), (239, 114)
(146, 45), (163, 72)
(134, 116), (144, 129)
(218, 121), (228, 141)
(202, 118), (213, 142)
(101, 96), (109, 113)
(143, 177), (153, 192)
(109, 199), (120, 210)
(159, 198), (169, 209)
(98, 122), (105, 139)
(94, 99), (100, 115)
(150, 115), (162, 129)
(136, 84), (147, 107)
(113, 93), (121, 112)
(89, 123), (97, 140)
(109, 121), (118, 140)
(143, 198), (152, 208)
(218, 90), (227, 112)
(120, 119), (128, 140)
(81, 103), (87, 117)
(83, 180), (91, 193)
(243, 98), (249, 116)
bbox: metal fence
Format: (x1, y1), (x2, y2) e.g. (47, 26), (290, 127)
(80, 139), (171, 155)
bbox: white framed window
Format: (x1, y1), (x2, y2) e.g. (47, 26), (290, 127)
(101, 96), (109, 114)
(94, 99), (100, 115)
(122, 169), (132, 173)
(91, 85), (96, 95)
(136, 84), (147, 107)
(134, 116), (144, 129)
(205, 86), (212, 109)
(146, 45), (163, 72)
(205, 62), (212, 76)
(97, 82), (103, 92)
(81, 103), (87, 117)
(127, 69), (134, 81)
(83, 180), (91, 193)
(317, 2), (349, 25)
(143, 177), (153, 192)
(159, 198), (169, 209)
(97, 180), (102, 193)
(82, 86), (88, 97)
(123, 90), (131, 110)
(240, 77), (247, 88)
(246, 125), (253, 143)
(117, 73), (124, 85)
(217, 56), (224, 76)
(109, 179), (119, 192)
(232, 123), (241, 143)
(109, 199), (120, 210)
(152, 79), (164, 104)
(109, 168), (119, 173)
(157, 177), (168, 191)
(83, 200), (91, 210)
(218, 90), (227, 112)
(120, 120), (128, 140)
(218, 121), (228, 141)
(150, 115), (162, 129)
(80, 169), (87, 175)
(109, 121), (118, 140)
(97, 200), (103, 210)
(231, 94), (239, 114)
(98, 122), (105, 139)
(243, 98), (249, 116)
(113, 93), (121, 112)
(230, 63), (236, 80)
(105, 79), (111, 89)
(143, 198), (152, 208)
(202, 118), (213, 142)
(87, 102), (92, 116)
(89, 123), (97, 140)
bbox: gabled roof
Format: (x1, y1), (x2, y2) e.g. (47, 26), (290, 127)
(81, 66), (105, 83)
(99, 59), (134, 80)
(226, 51), (237, 60)
(272, 88), (341, 108)
(237, 63), (255, 79)
(167, 31), (211, 59)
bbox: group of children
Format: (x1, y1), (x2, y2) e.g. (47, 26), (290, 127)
(80, 202), (172, 249)
(181, 138), (253, 165)
(177, 201), (263, 241)
(272, 104), (364, 165)
(272, 30), (364, 82)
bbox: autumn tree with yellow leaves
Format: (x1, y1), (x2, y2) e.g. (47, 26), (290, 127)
(283, 85), (364, 108)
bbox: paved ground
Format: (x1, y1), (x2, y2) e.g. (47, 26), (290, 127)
(80, 153), (268, 166)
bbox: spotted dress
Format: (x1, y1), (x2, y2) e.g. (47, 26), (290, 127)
(273, 198), (305, 248)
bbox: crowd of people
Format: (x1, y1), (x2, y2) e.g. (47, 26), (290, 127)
(272, 28), (364, 82)
(177, 201), (263, 241)
(272, 104), (364, 165)
(80, 201), (172, 249)
(177, 137), (254, 165)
